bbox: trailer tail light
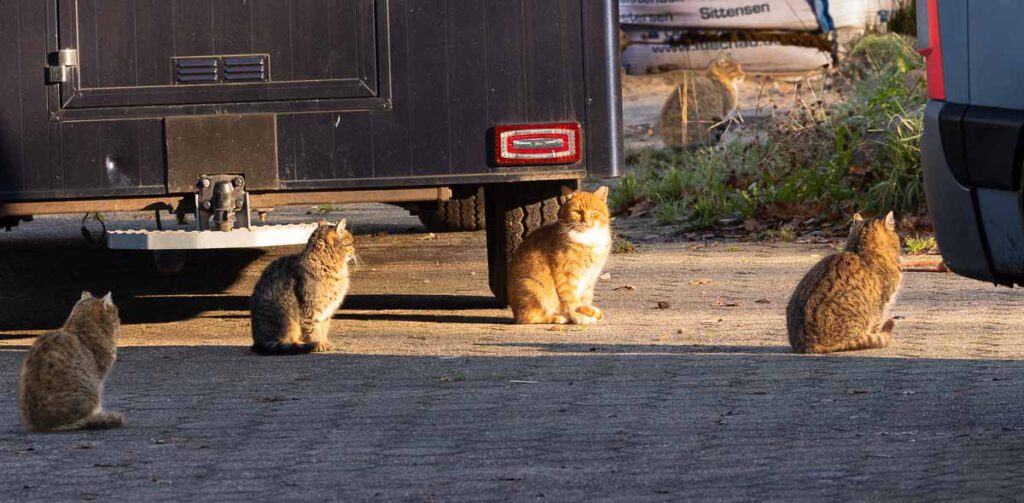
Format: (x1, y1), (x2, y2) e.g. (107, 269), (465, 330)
(493, 123), (581, 166)
(918, 0), (945, 100)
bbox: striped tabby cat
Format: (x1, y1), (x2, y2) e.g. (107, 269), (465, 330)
(787, 212), (902, 353)
(659, 55), (745, 149)
(18, 292), (124, 432)
(251, 220), (355, 355)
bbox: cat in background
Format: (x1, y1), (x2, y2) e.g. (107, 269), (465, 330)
(658, 54), (746, 149)
(787, 212), (903, 353)
(508, 186), (612, 325)
(251, 220), (355, 355)
(18, 292), (124, 432)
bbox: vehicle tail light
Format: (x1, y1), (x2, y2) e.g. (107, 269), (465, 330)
(493, 123), (581, 166)
(918, 0), (945, 100)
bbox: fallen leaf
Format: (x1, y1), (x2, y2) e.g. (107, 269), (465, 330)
(599, 272), (612, 281)
(626, 197), (653, 218)
(689, 278), (713, 286)
(755, 299), (771, 304)
(656, 301), (672, 309)
(613, 285), (636, 291)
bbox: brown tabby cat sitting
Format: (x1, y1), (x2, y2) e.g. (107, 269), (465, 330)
(787, 212), (902, 353)
(251, 220), (355, 355)
(659, 55), (745, 149)
(19, 292), (124, 432)
(508, 186), (612, 324)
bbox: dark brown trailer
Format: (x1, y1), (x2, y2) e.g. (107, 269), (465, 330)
(0, 0), (622, 301)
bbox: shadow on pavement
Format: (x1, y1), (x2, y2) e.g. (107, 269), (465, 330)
(482, 342), (793, 354)
(339, 312), (510, 325)
(0, 237), (264, 329)
(1, 345), (1023, 500)
(344, 294), (503, 311)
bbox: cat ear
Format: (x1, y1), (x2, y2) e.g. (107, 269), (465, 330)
(593, 186), (610, 203)
(336, 219), (347, 234)
(884, 211), (896, 230)
(852, 213), (864, 223)
(561, 185), (575, 199)
(80, 291), (93, 301)
(101, 292), (114, 307)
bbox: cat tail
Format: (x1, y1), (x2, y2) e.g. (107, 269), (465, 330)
(49, 411), (124, 432)
(830, 319), (895, 353)
(81, 411), (124, 430)
(250, 341), (319, 356)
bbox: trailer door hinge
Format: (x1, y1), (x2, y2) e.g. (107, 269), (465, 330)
(46, 49), (78, 84)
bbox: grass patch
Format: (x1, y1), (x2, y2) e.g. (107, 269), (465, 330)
(904, 234), (937, 255)
(612, 234), (638, 254)
(758, 227), (797, 242)
(315, 204), (344, 214)
(887, 0), (917, 36)
(614, 34), (926, 234)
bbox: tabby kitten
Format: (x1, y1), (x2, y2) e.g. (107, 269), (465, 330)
(508, 186), (612, 325)
(18, 292), (123, 432)
(787, 212), (902, 354)
(251, 220), (355, 355)
(659, 55), (745, 149)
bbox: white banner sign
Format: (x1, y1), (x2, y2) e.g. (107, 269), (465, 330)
(622, 38), (832, 74)
(620, 0), (895, 31)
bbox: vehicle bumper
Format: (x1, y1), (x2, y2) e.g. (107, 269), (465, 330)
(924, 100), (1024, 285)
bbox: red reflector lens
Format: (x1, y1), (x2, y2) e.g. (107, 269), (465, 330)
(493, 123), (582, 166)
(918, 0), (945, 100)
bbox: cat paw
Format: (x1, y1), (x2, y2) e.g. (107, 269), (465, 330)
(578, 305), (604, 321)
(568, 312), (599, 325)
(311, 341), (334, 353)
(575, 305), (604, 323)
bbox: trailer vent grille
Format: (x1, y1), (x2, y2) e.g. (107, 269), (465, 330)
(223, 56), (267, 82)
(172, 55), (269, 84)
(174, 58), (218, 84)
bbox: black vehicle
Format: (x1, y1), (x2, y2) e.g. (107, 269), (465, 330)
(919, 0), (1024, 285)
(0, 0), (623, 302)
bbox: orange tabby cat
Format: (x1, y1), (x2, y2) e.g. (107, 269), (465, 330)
(508, 186), (612, 324)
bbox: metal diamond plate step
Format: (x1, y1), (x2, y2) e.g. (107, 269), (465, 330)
(107, 223), (318, 250)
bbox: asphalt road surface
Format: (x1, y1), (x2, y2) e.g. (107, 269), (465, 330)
(2, 205), (1023, 501)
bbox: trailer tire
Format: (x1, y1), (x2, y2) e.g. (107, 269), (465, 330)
(485, 179), (579, 305)
(416, 186), (485, 233)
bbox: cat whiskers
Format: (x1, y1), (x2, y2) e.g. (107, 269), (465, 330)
(349, 252), (364, 270)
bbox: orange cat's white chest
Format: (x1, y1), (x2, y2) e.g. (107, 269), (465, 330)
(567, 226), (611, 297)
(567, 225), (611, 253)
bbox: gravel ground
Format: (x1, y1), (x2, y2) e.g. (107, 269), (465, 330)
(1, 205), (1024, 501)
